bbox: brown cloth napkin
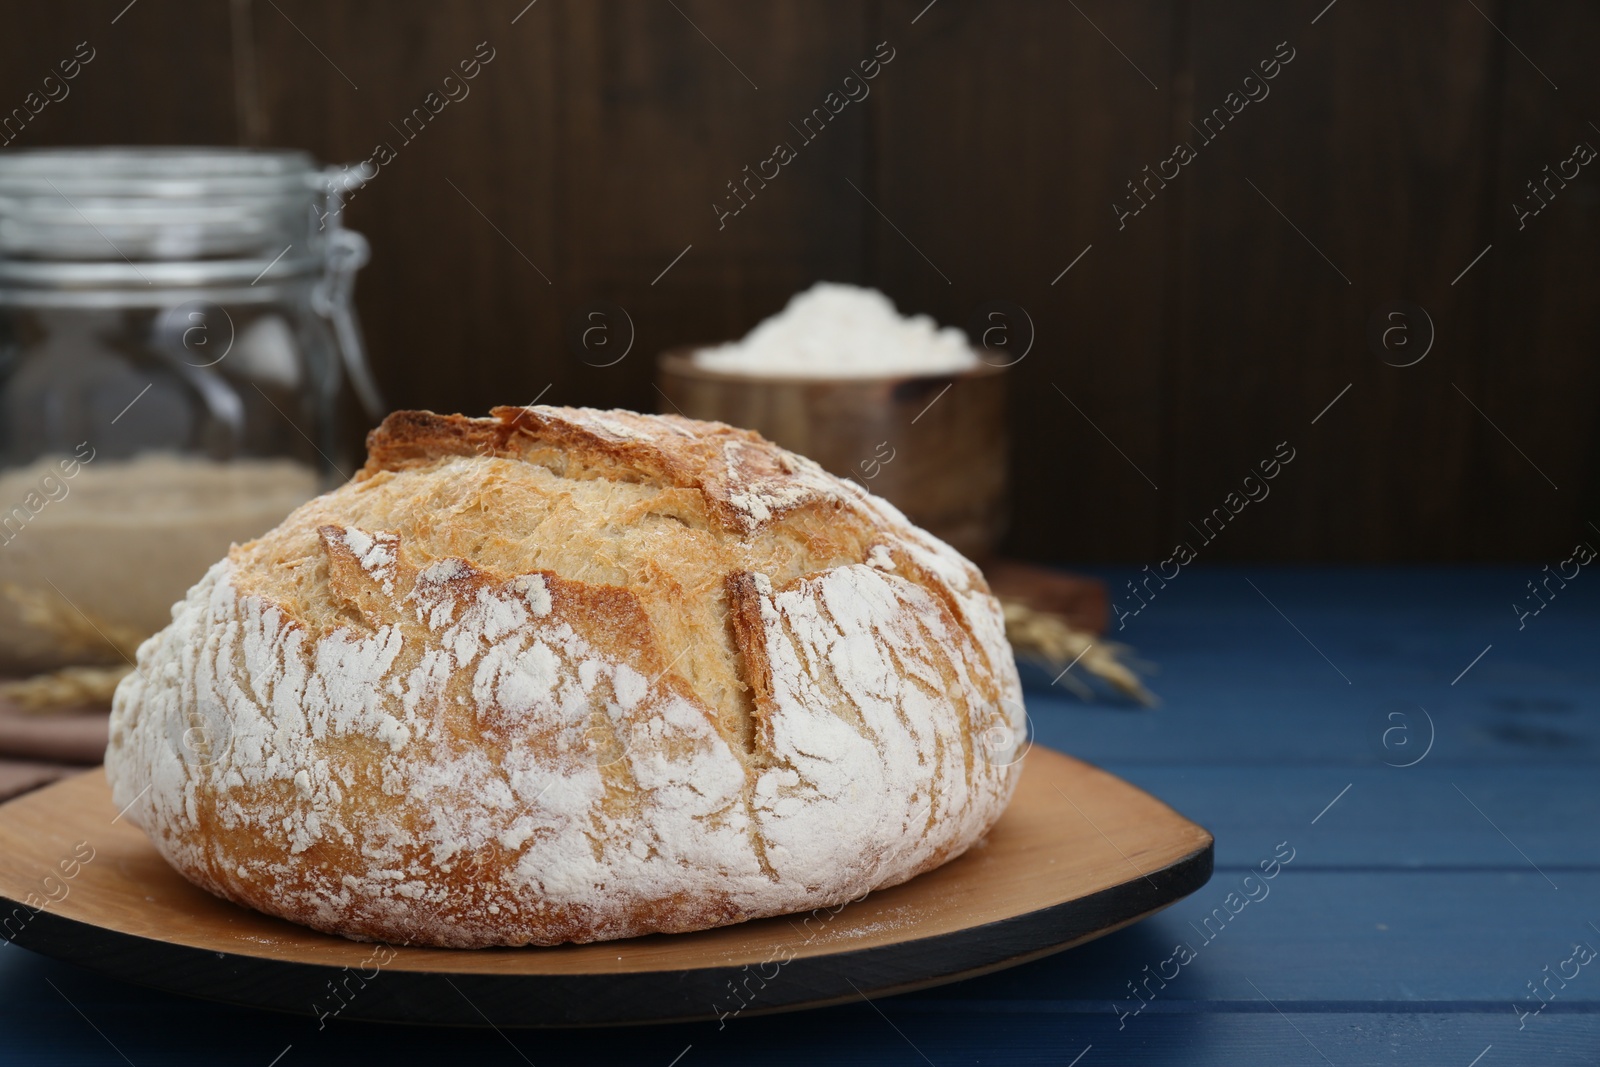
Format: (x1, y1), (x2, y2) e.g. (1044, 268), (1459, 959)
(982, 559), (1109, 634)
(0, 757), (87, 800)
(0, 695), (107, 801)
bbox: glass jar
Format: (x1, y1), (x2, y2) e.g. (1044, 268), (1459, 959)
(0, 147), (380, 674)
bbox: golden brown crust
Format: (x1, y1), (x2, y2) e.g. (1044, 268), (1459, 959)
(359, 409), (507, 472)
(364, 406), (858, 537)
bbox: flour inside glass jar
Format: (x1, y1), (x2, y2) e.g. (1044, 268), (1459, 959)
(0, 453), (318, 673)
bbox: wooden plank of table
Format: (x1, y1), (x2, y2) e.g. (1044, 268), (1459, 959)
(1025, 685), (1600, 767)
(1020, 566), (1600, 765)
(5, 945), (1598, 1067)
(1036, 569), (1598, 689)
(907, 871), (1600, 1005)
(1100, 766), (1600, 869)
(8, 868), (1594, 1017)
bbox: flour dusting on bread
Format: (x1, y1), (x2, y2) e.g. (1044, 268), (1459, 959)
(105, 405), (1024, 947)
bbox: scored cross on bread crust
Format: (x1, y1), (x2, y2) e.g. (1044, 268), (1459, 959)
(105, 406), (1025, 947)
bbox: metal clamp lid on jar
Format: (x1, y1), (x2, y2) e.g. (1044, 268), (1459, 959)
(0, 146), (383, 417)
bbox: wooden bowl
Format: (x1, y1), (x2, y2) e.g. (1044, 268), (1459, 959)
(656, 349), (1008, 559)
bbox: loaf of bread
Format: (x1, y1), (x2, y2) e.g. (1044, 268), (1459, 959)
(105, 406), (1026, 947)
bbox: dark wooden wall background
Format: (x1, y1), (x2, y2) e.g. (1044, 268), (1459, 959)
(1, 0), (1595, 563)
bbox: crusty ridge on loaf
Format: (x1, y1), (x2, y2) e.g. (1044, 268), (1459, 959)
(106, 405), (1025, 947)
(365, 406), (835, 535)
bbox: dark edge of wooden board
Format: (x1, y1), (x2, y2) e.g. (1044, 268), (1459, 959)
(0, 839), (1212, 1028)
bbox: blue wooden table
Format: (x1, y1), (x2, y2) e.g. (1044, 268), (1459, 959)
(2, 567), (1596, 1065)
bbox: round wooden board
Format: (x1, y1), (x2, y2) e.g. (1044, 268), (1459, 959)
(0, 747), (1211, 1027)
